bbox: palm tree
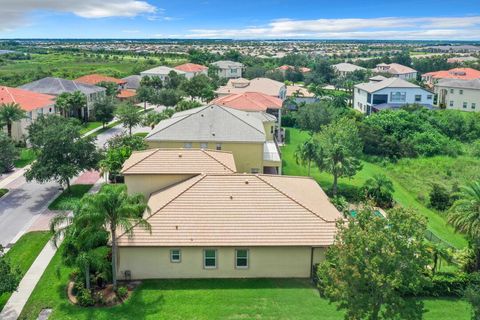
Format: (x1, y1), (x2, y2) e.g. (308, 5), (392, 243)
(0, 103), (26, 138)
(294, 139), (319, 176)
(361, 174), (395, 208)
(55, 92), (71, 118)
(78, 184), (151, 289)
(448, 181), (480, 270)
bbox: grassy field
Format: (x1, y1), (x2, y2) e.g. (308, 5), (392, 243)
(14, 148), (36, 168)
(281, 128), (467, 248)
(48, 184), (93, 211)
(0, 231), (51, 311)
(79, 121), (103, 135)
(19, 245), (471, 320)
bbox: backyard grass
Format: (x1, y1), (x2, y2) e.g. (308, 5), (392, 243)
(0, 188), (8, 198)
(0, 231), (51, 311)
(19, 246), (471, 320)
(13, 148), (36, 168)
(281, 128), (467, 248)
(79, 121), (103, 135)
(48, 184), (93, 211)
(133, 132), (149, 138)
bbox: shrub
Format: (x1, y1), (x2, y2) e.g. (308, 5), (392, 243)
(429, 183), (451, 211)
(284, 129), (291, 144)
(93, 291), (106, 305)
(77, 288), (94, 307)
(330, 196), (349, 214)
(282, 113), (296, 128)
(409, 272), (480, 297)
(464, 284), (480, 320)
(0, 188), (8, 198)
(116, 286), (128, 300)
(360, 174), (395, 208)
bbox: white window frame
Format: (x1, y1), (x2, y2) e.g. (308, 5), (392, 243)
(184, 142), (192, 149)
(463, 102), (468, 109)
(449, 101), (454, 107)
(200, 142), (208, 149)
(415, 95), (422, 102)
(427, 95), (432, 100)
(216, 143), (222, 151)
(235, 249), (249, 269)
(203, 249), (217, 269)
(170, 249), (181, 263)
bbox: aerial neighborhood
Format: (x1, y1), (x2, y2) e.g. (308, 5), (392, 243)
(1, 4), (480, 320)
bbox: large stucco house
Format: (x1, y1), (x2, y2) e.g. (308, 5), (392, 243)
(145, 104), (281, 174)
(332, 62), (366, 77)
(211, 60), (244, 79)
(116, 149), (341, 280)
(373, 63), (417, 80)
(19, 77), (106, 120)
(216, 77), (286, 100)
(422, 68), (480, 87)
(354, 77), (434, 114)
(434, 78), (480, 112)
(174, 63), (208, 79)
(0, 86), (56, 141)
(140, 66), (186, 82)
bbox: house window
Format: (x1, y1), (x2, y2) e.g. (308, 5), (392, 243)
(415, 95), (422, 102)
(184, 143), (192, 149)
(235, 249), (248, 268)
(473, 103), (476, 109)
(251, 168), (260, 174)
(450, 89), (454, 94)
(459, 90), (463, 95)
(449, 101), (454, 107)
(200, 142), (208, 149)
(427, 95), (432, 100)
(390, 91), (406, 102)
(204, 249), (217, 269)
(216, 143), (222, 151)
(231, 69), (237, 74)
(170, 249), (181, 263)
(463, 102), (467, 109)
(270, 126), (274, 134)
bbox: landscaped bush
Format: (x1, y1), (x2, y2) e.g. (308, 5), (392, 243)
(429, 183), (451, 211)
(77, 288), (94, 307)
(116, 286), (128, 300)
(0, 189), (8, 198)
(420, 272), (480, 297)
(282, 113), (297, 128)
(284, 128), (291, 144)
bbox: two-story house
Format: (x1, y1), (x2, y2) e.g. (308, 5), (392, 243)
(215, 77), (286, 100)
(211, 60), (244, 79)
(373, 63), (417, 80)
(435, 79), (480, 112)
(174, 63), (209, 79)
(354, 77), (434, 114)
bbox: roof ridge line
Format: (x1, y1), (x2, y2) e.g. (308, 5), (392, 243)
(116, 174), (207, 241)
(147, 106), (206, 139)
(219, 106), (265, 136)
(255, 175), (329, 222)
(201, 149), (235, 173)
(121, 148), (158, 173)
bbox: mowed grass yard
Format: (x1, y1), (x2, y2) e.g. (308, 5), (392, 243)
(282, 128), (468, 248)
(19, 246), (471, 320)
(0, 231), (51, 311)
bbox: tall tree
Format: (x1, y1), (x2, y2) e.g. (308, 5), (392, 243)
(361, 174), (395, 208)
(0, 102), (25, 138)
(93, 97), (116, 128)
(315, 117), (363, 196)
(0, 132), (18, 173)
(155, 89), (184, 108)
(318, 207), (430, 320)
(25, 116), (100, 191)
(97, 81), (119, 97)
(448, 181), (480, 271)
(294, 138), (318, 176)
(116, 103), (142, 136)
(77, 184), (151, 289)
(0, 246), (20, 296)
(136, 86), (154, 110)
(54, 91), (87, 120)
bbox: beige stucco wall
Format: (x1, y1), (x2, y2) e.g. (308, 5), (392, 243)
(117, 246), (327, 279)
(146, 141), (264, 174)
(263, 121), (275, 141)
(435, 85), (480, 112)
(10, 105), (55, 141)
(124, 174), (195, 197)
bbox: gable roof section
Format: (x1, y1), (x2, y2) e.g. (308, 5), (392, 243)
(140, 66), (186, 76)
(121, 148), (237, 175)
(212, 60), (244, 69)
(122, 75), (141, 90)
(174, 63), (208, 72)
(332, 62), (365, 72)
(286, 85), (315, 98)
(75, 74), (126, 86)
(0, 86), (55, 111)
(375, 63), (416, 75)
(145, 105), (266, 143)
(355, 77), (424, 93)
(116, 174), (341, 247)
(19, 77), (105, 96)
(216, 77), (285, 97)
(436, 78), (480, 90)
(211, 92), (282, 112)
(422, 68), (480, 81)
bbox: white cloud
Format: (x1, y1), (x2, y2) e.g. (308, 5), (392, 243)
(185, 16), (480, 40)
(0, 0), (157, 31)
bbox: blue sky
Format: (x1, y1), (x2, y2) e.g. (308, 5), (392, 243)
(1, 0), (479, 39)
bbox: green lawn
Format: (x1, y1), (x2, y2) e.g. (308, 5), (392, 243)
(79, 121), (103, 135)
(0, 231), (51, 311)
(0, 188), (8, 198)
(281, 128), (467, 248)
(133, 132), (148, 138)
(48, 184), (93, 211)
(14, 148), (36, 168)
(20, 245), (471, 320)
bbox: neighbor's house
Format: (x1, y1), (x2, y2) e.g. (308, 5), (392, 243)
(286, 85), (318, 106)
(354, 77), (434, 114)
(19, 77), (106, 120)
(447, 56), (478, 64)
(434, 78), (480, 112)
(422, 68), (480, 87)
(174, 63), (208, 79)
(122, 75), (142, 90)
(140, 66), (186, 82)
(373, 63), (417, 80)
(276, 65), (311, 76)
(216, 77), (286, 100)
(145, 104), (282, 174)
(116, 171), (341, 280)
(121, 148), (237, 197)
(0, 86), (55, 141)
(332, 62), (366, 77)
(211, 60), (244, 79)
(210, 92), (283, 141)
(75, 74), (127, 90)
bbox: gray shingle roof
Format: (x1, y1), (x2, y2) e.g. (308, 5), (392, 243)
(122, 75), (141, 90)
(436, 78), (480, 90)
(19, 77), (105, 96)
(355, 77), (421, 93)
(146, 105), (266, 143)
(211, 60), (244, 69)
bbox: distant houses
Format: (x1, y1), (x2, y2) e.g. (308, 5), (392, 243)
(332, 62), (366, 77)
(140, 66), (185, 82)
(211, 60), (244, 79)
(75, 74), (127, 90)
(0, 86), (56, 140)
(354, 77), (433, 114)
(373, 63), (417, 80)
(174, 63), (208, 79)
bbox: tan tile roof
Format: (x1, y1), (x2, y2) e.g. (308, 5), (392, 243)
(216, 77), (285, 97)
(121, 148), (237, 175)
(117, 174), (341, 247)
(286, 85), (315, 98)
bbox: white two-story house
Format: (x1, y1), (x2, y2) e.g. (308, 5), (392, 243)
(354, 78), (434, 114)
(211, 61), (244, 79)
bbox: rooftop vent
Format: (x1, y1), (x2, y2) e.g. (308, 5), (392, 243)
(178, 153), (182, 158)
(230, 195), (233, 200)
(245, 180), (249, 185)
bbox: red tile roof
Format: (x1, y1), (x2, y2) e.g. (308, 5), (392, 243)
(211, 92), (283, 112)
(0, 86), (55, 111)
(174, 63), (208, 73)
(422, 68), (480, 80)
(117, 89), (137, 99)
(75, 74), (127, 86)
